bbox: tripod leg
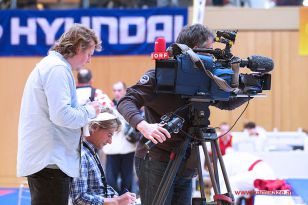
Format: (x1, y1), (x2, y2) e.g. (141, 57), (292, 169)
(214, 140), (233, 198)
(151, 137), (190, 205)
(211, 141), (220, 193)
(200, 142), (219, 196)
(195, 146), (206, 199)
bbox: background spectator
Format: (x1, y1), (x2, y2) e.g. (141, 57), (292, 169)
(218, 122), (233, 155)
(76, 68), (113, 108)
(103, 81), (137, 194)
(217, 151), (276, 203)
(243, 121), (267, 152)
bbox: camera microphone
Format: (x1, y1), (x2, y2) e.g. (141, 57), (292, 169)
(151, 37), (169, 60)
(240, 55), (274, 73)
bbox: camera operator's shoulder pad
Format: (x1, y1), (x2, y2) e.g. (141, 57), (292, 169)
(138, 69), (155, 85)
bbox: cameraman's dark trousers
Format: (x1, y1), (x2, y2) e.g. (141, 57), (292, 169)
(27, 168), (71, 205)
(135, 156), (192, 205)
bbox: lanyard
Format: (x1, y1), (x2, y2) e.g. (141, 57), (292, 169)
(82, 141), (108, 197)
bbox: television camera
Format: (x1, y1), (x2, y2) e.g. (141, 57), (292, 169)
(154, 30), (274, 101)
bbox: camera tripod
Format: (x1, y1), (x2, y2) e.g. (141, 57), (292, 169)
(150, 101), (234, 205)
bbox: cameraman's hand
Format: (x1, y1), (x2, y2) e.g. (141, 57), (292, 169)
(137, 120), (171, 144)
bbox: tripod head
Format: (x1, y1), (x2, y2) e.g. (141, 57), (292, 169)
(145, 100), (220, 150)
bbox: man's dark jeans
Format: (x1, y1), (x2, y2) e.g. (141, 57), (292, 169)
(135, 156), (192, 205)
(27, 168), (71, 205)
(106, 152), (135, 194)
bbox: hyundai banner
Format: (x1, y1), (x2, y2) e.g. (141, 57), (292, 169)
(0, 8), (187, 56)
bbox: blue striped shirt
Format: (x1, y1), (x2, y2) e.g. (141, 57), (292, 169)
(70, 140), (118, 205)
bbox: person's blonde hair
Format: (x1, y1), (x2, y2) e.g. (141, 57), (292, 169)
(50, 24), (102, 59)
(88, 107), (121, 134)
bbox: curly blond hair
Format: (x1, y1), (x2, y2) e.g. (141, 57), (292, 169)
(50, 24), (102, 58)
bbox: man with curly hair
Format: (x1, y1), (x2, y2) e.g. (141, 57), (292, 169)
(17, 24), (102, 205)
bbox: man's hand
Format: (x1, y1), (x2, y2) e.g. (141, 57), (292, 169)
(136, 120), (171, 144)
(117, 192), (136, 205)
(88, 101), (101, 115)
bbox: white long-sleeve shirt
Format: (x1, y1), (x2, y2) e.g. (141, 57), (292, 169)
(17, 51), (96, 177)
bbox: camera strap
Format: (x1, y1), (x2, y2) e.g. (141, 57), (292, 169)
(82, 141), (109, 197)
(172, 43), (235, 92)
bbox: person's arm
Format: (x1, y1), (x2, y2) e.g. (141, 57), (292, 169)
(42, 65), (98, 129)
(70, 155), (104, 205)
(117, 78), (150, 129)
(117, 70), (170, 143)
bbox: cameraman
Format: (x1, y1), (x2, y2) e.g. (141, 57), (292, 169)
(117, 24), (249, 205)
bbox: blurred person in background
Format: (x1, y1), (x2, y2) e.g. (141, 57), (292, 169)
(243, 121), (267, 152)
(112, 81), (127, 106)
(76, 68), (113, 108)
(217, 151), (276, 204)
(218, 122), (233, 155)
(17, 24), (101, 205)
(103, 81), (137, 194)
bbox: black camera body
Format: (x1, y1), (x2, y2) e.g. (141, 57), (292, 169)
(239, 73), (271, 94)
(155, 30), (274, 101)
(144, 114), (184, 150)
(160, 114), (185, 134)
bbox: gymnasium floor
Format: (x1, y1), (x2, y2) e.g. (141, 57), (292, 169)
(0, 179), (307, 205)
(0, 188), (30, 205)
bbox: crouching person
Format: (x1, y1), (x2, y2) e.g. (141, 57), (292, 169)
(70, 107), (136, 205)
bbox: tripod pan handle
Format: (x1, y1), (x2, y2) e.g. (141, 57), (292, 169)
(144, 140), (155, 150)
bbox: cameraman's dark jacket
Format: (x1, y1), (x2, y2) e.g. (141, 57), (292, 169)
(117, 69), (248, 162)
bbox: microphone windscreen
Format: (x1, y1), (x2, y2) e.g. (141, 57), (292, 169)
(248, 55), (274, 72)
(154, 37), (166, 53)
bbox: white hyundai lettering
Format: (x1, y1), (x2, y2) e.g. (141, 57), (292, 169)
(80, 17), (91, 30)
(147, 16), (172, 43)
(63, 17), (90, 32)
(0, 26), (3, 39)
(63, 17), (74, 32)
(173, 15), (184, 41)
(92, 17), (118, 44)
(11, 18), (36, 45)
(9, 15), (185, 46)
(37, 18), (64, 45)
(120, 17), (145, 44)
